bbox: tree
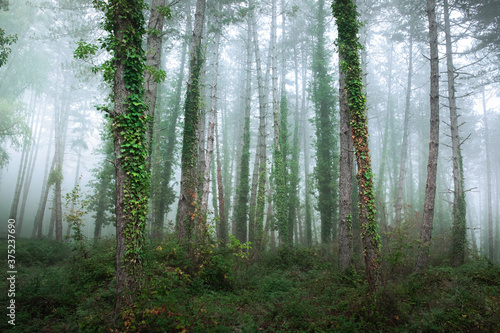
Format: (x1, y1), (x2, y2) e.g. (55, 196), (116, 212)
(177, 0), (207, 246)
(444, 0), (467, 266)
(414, 0), (439, 273)
(271, 0), (288, 245)
(89, 0), (151, 310)
(235, 14), (252, 243)
(312, 0), (338, 245)
(333, 0), (382, 292)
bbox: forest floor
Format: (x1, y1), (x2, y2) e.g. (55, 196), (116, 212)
(1, 235), (500, 332)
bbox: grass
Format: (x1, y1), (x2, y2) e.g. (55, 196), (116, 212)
(1, 234), (499, 332)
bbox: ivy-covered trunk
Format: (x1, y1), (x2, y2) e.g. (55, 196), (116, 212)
(94, 0), (150, 310)
(333, 0), (382, 292)
(177, 0), (206, 246)
(314, 0), (338, 245)
(338, 52), (353, 271)
(415, 0), (440, 273)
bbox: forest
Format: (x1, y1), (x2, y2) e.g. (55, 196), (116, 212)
(1, 0), (500, 331)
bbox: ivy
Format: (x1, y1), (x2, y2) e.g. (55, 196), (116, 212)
(332, 0), (382, 292)
(89, 0), (151, 302)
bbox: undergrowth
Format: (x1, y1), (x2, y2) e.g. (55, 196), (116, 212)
(1, 235), (499, 332)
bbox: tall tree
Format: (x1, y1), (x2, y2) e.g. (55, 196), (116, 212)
(338, 39), (353, 271)
(271, 0), (288, 244)
(89, 0), (151, 310)
(152, 7), (191, 239)
(201, 0), (222, 214)
(415, 0), (440, 273)
(177, 0), (207, 246)
(482, 87), (494, 260)
(313, 0), (338, 245)
(333, 0), (382, 292)
(444, 0), (467, 266)
(235, 15), (252, 243)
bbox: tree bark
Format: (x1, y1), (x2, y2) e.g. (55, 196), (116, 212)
(444, 0), (467, 266)
(338, 54), (353, 271)
(201, 5), (221, 214)
(153, 9), (191, 239)
(395, 29), (414, 226)
(177, 0), (207, 246)
(333, 0), (382, 292)
(415, 0), (440, 273)
(482, 87), (494, 260)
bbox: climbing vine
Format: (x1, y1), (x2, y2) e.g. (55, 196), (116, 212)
(332, 0), (382, 292)
(83, 0), (151, 305)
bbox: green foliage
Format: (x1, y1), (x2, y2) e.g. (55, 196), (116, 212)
(311, 0), (338, 244)
(0, 27), (17, 67)
(91, 0), (151, 284)
(332, 0), (381, 291)
(0, 99), (30, 167)
(47, 166), (63, 186)
(64, 177), (90, 244)
(2, 238), (500, 332)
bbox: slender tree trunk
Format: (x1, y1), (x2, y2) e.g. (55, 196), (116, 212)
(54, 95), (70, 242)
(154, 10), (191, 239)
(235, 16), (252, 243)
(302, 45), (312, 248)
(177, 0), (207, 246)
(201, 8), (221, 214)
(395, 29), (414, 226)
(215, 112), (227, 244)
(482, 88), (494, 260)
(375, 42), (394, 229)
(415, 0), (440, 273)
(10, 95), (36, 222)
(249, 3), (267, 251)
(271, 0), (287, 245)
(18, 101), (46, 235)
(444, 0), (467, 266)
(144, 0), (166, 158)
(32, 122), (54, 238)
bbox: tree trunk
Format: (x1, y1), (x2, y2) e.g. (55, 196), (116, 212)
(271, 0), (287, 245)
(215, 111), (227, 244)
(395, 29), (414, 226)
(482, 87), (494, 260)
(333, 0), (382, 292)
(415, 0), (440, 273)
(338, 53), (353, 271)
(153, 9), (191, 239)
(302, 45), (313, 248)
(18, 101), (46, 235)
(107, 0), (150, 310)
(444, 0), (467, 266)
(201, 7), (221, 215)
(177, 0), (207, 246)
(235, 15), (252, 244)
(32, 121), (54, 238)
(375, 41), (394, 229)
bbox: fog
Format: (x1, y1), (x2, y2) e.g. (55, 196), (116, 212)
(1, 0), (499, 258)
